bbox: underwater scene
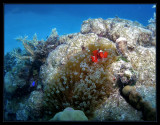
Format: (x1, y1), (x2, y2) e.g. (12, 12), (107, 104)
(4, 4), (156, 121)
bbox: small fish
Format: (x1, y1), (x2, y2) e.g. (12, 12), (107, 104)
(91, 55), (98, 63)
(31, 81), (36, 87)
(103, 51), (108, 58)
(93, 50), (98, 56)
(99, 51), (104, 58)
(91, 49), (108, 63)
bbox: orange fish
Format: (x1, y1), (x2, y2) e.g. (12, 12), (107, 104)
(99, 50), (104, 59)
(91, 55), (98, 62)
(91, 49), (108, 62)
(93, 50), (98, 57)
(104, 51), (108, 58)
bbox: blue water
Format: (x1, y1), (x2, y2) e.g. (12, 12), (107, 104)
(4, 4), (156, 55)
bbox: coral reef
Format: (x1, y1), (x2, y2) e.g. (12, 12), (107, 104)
(50, 107), (88, 121)
(4, 93), (30, 121)
(4, 28), (60, 121)
(122, 85), (135, 96)
(148, 9), (156, 24)
(146, 23), (156, 38)
(122, 85), (156, 121)
(4, 28), (60, 95)
(41, 39), (118, 119)
(4, 64), (30, 95)
(80, 17), (155, 121)
(93, 87), (143, 121)
(16, 109), (29, 121)
(4, 72), (18, 94)
(81, 18), (107, 36)
(13, 28), (59, 63)
(4, 17), (156, 121)
(127, 46), (156, 110)
(27, 90), (44, 120)
(115, 37), (128, 57)
(81, 17), (154, 48)
(4, 51), (17, 75)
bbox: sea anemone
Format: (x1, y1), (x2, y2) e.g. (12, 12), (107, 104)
(42, 41), (118, 120)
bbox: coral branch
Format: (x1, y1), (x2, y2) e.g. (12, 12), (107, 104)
(22, 41), (34, 56)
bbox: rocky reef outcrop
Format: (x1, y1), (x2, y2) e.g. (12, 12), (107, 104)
(4, 17), (156, 121)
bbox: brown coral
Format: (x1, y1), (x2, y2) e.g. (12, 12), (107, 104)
(42, 42), (118, 119)
(122, 85), (156, 121)
(115, 37), (128, 57)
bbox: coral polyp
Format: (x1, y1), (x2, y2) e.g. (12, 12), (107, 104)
(42, 42), (118, 119)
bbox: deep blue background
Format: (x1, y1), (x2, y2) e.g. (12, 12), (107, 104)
(4, 4), (156, 55)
